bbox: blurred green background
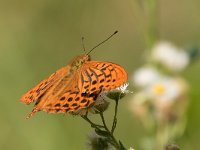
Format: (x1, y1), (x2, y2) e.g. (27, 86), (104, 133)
(0, 0), (199, 150)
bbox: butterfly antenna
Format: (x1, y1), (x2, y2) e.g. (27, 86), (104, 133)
(87, 30), (118, 55)
(81, 37), (86, 52)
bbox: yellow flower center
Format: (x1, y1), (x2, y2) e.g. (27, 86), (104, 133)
(153, 83), (166, 95)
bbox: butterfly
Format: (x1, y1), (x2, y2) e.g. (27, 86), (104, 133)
(21, 31), (128, 119)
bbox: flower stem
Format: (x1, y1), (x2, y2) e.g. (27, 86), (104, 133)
(82, 94), (126, 150)
(144, 0), (159, 49)
(99, 112), (120, 149)
(81, 115), (104, 129)
(111, 99), (119, 134)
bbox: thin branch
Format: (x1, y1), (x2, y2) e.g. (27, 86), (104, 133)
(99, 112), (120, 150)
(81, 115), (104, 129)
(111, 99), (119, 134)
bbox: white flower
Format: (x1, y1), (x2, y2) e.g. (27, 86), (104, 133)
(144, 77), (183, 121)
(131, 77), (188, 122)
(116, 83), (130, 93)
(128, 147), (135, 150)
(145, 77), (182, 102)
(152, 41), (189, 71)
(106, 83), (131, 100)
(132, 67), (161, 87)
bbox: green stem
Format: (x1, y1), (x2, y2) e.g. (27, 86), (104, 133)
(81, 115), (104, 129)
(145, 0), (159, 49)
(155, 123), (170, 150)
(111, 99), (119, 134)
(99, 112), (110, 132)
(99, 112), (120, 149)
(81, 95), (125, 150)
(82, 114), (121, 149)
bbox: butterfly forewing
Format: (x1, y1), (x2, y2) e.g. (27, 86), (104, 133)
(21, 66), (70, 105)
(86, 61), (128, 91)
(34, 72), (82, 114)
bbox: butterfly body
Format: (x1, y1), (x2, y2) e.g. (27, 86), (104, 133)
(21, 54), (128, 118)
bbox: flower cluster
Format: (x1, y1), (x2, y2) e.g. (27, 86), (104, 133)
(130, 41), (190, 149)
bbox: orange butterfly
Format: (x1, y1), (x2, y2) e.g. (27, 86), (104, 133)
(21, 31), (128, 119)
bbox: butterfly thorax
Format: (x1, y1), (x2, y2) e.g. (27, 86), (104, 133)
(70, 54), (91, 71)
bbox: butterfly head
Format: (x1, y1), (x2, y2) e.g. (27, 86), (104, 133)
(77, 54), (91, 61)
(70, 54), (91, 70)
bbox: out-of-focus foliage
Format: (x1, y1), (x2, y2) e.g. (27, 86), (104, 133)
(0, 0), (199, 150)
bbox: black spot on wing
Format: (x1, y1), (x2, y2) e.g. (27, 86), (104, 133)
(63, 103), (69, 107)
(70, 91), (79, 94)
(81, 92), (87, 97)
(80, 73), (84, 86)
(67, 97), (73, 102)
(98, 67), (106, 79)
(72, 103), (78, 107)
(99, 85), (104, 89)
(107, 66), (113, 81)
(84, 85), (89, 89)
(101, 63), (106, 67)
(84, 70), (92, 82)
(99, 65), (113, 81)
(91, 87), (96, 91)
(81, 99), (87, 103)
(55, 103), (61, 107)
(60, 96), (66, 101)
(89, 68), (99, 81)
(92, 80), (97, 85)
(100, 79), (105, 83)
(75, 97), (80, 101)
(107, 79), (111, 82)
(35, 92), (46, 105)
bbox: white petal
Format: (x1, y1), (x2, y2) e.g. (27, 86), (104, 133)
(133, 67), (161, 87)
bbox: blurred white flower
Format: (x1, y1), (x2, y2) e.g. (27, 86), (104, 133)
(132, 67), (161, 87)
(145, 77), (182, 102)
(128, 147), (135, 150)
(129, 92), (149, 117)
(152, 41), (189, 71)
(130, 76), (188, 122)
